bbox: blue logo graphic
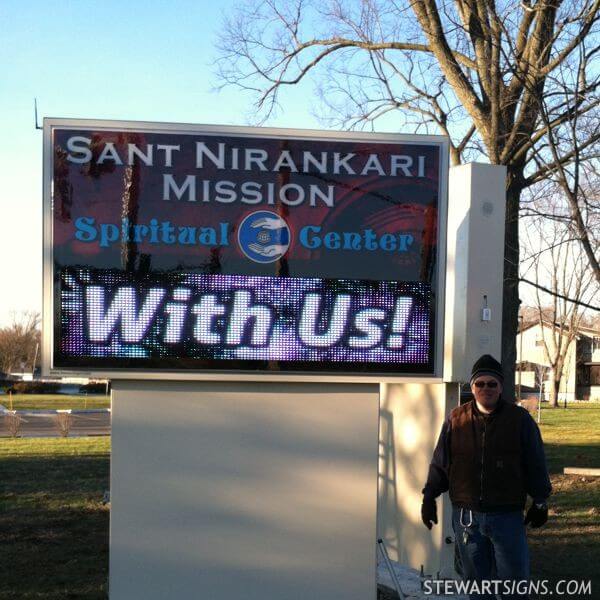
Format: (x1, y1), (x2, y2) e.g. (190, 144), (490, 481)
(238, 210), (291, 263)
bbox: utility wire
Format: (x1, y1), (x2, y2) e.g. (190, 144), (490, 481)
(520, 277), (600, 311)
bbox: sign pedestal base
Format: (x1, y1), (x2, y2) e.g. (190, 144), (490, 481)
(109, 380), (379, 600)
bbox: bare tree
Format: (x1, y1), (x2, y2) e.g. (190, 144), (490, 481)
(0, 312), (41, 375)
(3, 413), (23, 438)
(523, 41), (600, 285)
(215, 0), (600, 398)
(521, 212), (597, 407)
(54, 412), (73, 438)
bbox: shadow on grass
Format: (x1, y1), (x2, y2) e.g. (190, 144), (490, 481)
(530, 423), (600, 592)
(529, 522), (600, 582)
(544, 442), (600, 474)
(0, 454), (109, 599)
(529, 472), (600, 594)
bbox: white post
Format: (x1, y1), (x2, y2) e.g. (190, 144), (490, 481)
(444, 163), (507, 381)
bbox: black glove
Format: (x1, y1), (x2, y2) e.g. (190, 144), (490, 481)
(421, 496), (438, 530)
(524, 502), (548, 528)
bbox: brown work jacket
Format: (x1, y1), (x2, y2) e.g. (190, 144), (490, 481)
(449, 400), (526, 511)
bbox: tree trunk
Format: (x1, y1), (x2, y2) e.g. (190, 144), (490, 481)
(501, 179), (522, 403)
(551, 377), (560, 408)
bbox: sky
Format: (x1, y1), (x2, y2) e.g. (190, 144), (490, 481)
(0, 0), (553, 330)
(0, 0), (322, 327)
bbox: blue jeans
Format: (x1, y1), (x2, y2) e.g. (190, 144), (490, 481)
(452, 507), (530, 600)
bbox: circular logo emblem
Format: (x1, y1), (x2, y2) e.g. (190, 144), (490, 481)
(237, 210), (291, 263)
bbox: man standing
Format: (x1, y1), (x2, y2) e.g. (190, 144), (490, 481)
(421, 354), (551, 598)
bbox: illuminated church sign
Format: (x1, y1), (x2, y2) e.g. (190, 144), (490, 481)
(45, 120), (447, 376)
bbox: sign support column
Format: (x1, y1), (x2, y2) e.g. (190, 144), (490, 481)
(110, 380), (379, 600)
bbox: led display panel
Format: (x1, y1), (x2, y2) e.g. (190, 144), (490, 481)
(44, 120), (448, 376)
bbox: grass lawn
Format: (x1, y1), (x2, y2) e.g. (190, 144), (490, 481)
(1, 394), (110, 411)
(0, 405), (598, 599)
(528, 404), (600, 593)
(0, 437), (110, 599)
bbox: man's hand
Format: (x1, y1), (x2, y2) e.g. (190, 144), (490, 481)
(524, 502), (548, 528)
(421, 496), (438, 530)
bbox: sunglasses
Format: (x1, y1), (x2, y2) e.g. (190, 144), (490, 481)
(473, 380), (499, 389)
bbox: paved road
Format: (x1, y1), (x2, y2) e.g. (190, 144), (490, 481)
(1, 411), (111, 437)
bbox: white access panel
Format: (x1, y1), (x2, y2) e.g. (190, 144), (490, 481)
(110, 381), (379, 600)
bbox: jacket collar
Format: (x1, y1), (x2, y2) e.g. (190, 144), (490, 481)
(471, 396), (504, 417)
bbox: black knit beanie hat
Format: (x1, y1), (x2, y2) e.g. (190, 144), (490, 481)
(470, 354), (504, 384)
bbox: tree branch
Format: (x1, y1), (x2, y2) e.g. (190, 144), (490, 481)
(520, 278), (600, 311)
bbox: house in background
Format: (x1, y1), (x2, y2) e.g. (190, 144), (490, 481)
(574, 325), (600, 400)
(516, 320), (600, 402)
